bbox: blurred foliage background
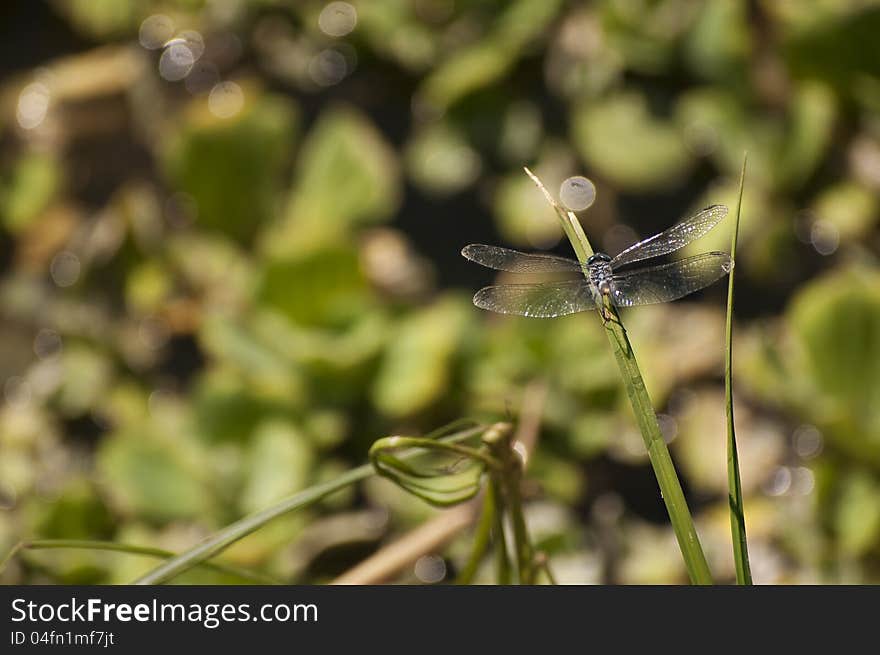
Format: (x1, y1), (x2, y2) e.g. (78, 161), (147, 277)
(1, 0), (880, 585)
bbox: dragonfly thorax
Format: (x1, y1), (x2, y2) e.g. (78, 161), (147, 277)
(587, 253), (614, 298)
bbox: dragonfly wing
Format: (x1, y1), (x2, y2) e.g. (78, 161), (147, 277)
(609, 252), (732, 307)
(462, 244), (581, 273)
(473, 279), (595, 317)
(610, 205), (728, 269)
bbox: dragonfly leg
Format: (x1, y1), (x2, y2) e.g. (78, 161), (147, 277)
(601, 307), (623, 326)
(599, 299), (624, 328)
(599, 288), (618, 325)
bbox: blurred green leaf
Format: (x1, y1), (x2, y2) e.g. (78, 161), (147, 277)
(266, 106), (399, 256)
(57, 346), (114, 416)
(834, 470), (880, 557)
(199, 316), (302, 402)
(257, 245), (369, 326)
(98, 431), (211, 521)
(776, 82), (837, 190)
(240, 421), (314, 515)
(373, 296), (470, 417)
(51, 0), (141, 39)
(164, 94), (298, 241)
(405, 122), (482, 195)
(684, 0), (751, 80)
(1, 153), (60, 232)
(354, 0), (438, 70)
(125, 259), (173, 314)
(492, 145), (571, 247)
(789, 267), (880, 462)
(600, 0), (701, 74)
(812, 181), (879, 242)
(573, 91), (692, 191)
(194, 373), (292, 445)
(785, 6), (880, 100)
(417, 0), (563, 111)
(31, 481), (115, 540)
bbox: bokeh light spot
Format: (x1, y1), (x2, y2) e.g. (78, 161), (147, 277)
(560, 176), (596, 212)
(793, 424), (823, 459)
(810, 219), (839, 256)
(764, 466), (792, 496)
(172, 30), (205, 61)
(414, 555), (446, 583)
(208, 81), (244, 118)
(308, 49), (348, 86)
(159, 43), (195, 81)
(50, 251), (81, 287)
(16, 82), (50, 130)
(139, 14), (175, 50)
(34, 329), (63, 359)
(318, 2), (358, 37)
(791, 466), (815, 496)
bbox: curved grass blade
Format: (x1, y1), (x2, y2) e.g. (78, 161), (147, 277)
(2, 539), (277, 584)
(133, 422), (487, 584)
(726, 155), (752, 584)
(369, 434), (499, 507)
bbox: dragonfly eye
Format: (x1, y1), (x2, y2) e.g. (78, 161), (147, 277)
(587, 253), (612, 265)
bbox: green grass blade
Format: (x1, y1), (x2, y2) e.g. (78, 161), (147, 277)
(133, 424), (486, 585)
(489, 478), (511, 584)
(455, 491), (494, 584)
(726, 155), (752, 585)
(3, 539), (278, 584)
(525, 168), (713, 584)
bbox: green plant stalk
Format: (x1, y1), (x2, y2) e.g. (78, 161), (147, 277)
(489, 478), (511, 584)
(726, 155), (752, 585)
(134, 424), (486, 585)
(483, 422), (534, 584)
(2, 539), (277, 584)
(456, 491), (494, 584)
(525, 168), (712, 585)
(504, 469), (533, 584)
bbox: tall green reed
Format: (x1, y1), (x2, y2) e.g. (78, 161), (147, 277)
(726, 156), (752, 584)
(525, 168), (713, 584)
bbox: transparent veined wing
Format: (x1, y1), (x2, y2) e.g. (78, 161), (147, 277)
(610, 205), (728, 269)
(472, 279), (595, 317)
(609, 252), (732, 307)
(462, 244), (581, 273)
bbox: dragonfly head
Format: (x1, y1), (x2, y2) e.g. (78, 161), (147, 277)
(587, 252), (612, 266)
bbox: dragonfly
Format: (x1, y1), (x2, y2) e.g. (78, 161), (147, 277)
(462, 205), (732, 318)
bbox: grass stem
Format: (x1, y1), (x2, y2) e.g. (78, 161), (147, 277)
(3, 539), (277, 584)
(484, 422), (534, 584)
(726, 155), (752, 585)
(525, 168), (713, 584)
(133, 424), (486, 584)
(456, 491), (494, 584)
